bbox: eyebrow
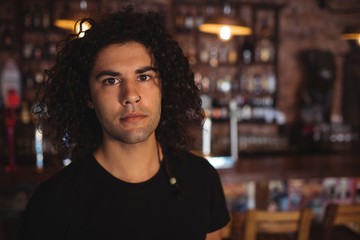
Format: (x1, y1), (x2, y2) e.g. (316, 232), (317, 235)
(95, 66), (158, 79)
(135, 66), (158, 74)
(95, 70), (120, 79)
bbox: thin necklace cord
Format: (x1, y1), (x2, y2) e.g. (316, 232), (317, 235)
(157, 143), (183, 200)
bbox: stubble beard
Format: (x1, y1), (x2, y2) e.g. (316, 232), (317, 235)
(103, 110), (161, 145)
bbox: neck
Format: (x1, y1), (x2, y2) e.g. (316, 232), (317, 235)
(93, 136), (163, 183)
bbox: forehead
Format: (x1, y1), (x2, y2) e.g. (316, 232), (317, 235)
(95, 42), (153, 64)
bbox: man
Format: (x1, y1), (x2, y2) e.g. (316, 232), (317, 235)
(18, 6), (230, 240)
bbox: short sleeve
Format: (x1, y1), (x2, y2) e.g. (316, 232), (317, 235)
(207, 164), (230, 232)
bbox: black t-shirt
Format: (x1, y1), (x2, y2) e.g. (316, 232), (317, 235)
(18, 149), (230, 240)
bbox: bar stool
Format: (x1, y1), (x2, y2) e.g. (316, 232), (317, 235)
(320, 203), (360, 240)
(238, 209), (313, 240)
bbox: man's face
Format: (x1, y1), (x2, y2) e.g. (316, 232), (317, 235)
(89, 42), (162, 145)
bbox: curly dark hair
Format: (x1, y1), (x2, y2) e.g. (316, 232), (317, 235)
(35, 6), (204, 158)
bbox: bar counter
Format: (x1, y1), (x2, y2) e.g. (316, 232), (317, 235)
(218, 152), (360, 183)
(1, 151), (360, 187)
(0, 152), (359, 238)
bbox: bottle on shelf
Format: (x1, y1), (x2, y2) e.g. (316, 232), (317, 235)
(228, 46), (238, 65)
(255, 19), (275, 63)
(239, 37), (254, 65)
(174, 9), (185, 33)
(42, 5), (51, 29)
(32, 4), (43, 29)
(32, 43), (43, 61)
(184, 11), (195, 32)
(23, 3), (33, 29)
(218, 45), (229, 65)
(1, 27), (14, 50)
(0, 59), (22, 173)
(209, 46), (219, 67)
(1, 59), (22, 107)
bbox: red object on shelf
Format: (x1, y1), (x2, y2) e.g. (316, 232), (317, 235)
(5, 89), (20, 174)
(7, 88), (20, 109)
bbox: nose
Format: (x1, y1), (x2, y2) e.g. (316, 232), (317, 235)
(120, 81), (141, 106)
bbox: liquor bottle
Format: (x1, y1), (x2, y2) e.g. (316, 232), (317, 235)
(42, 6), (51, 29)
(255, 20), (275, 63)
(228, 47), (238, 65)
(23, 69), (35, 90)
(187, 42), (197, 65)
(1, 27), (14, 50)
(218, 45), (229, 64)
(267, 71), (276, 94)
(199, 44), (210, 64)
(255, 38), (275, 63)
(22, 42), (34, 59)
(33, 44), (43, 60)
(194, 8), (204, 29)
(20, 101), (32, 124)
(1, 59), (22, 107)
(1, 59), (22, 173)
(174, 9), (185, 33)
(253, 74), (263, 95)
(239, 37), (254, 65)
(209, 46), (219, 67)
(23, 4), (33, 29)
(32, 4), (43, 29)
(184, 11), (195, 32)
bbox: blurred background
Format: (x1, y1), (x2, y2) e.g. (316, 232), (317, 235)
(0, 0), (360, 239)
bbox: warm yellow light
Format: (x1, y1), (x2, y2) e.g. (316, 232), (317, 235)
(199, 22), (252, 37)
(76, 21), (91, 38)
(219, 26), (232, 41)
(55, 19), (91, 37)
(342, 33), (360, 40)
(341, 26), (360, 46)
(54, 19), (77, 31)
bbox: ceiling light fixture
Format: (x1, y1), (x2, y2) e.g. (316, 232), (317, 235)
(342, 26), (360, 46)
(199, 3), (252, 41)
(55, 0), (91, 36)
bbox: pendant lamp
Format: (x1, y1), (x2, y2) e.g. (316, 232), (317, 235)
(342, 26), (360, 46)
(55, 0), (91, 35)
(199, 2), (252, 41)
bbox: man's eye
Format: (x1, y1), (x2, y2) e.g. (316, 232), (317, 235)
(138, 75), (151, 81)
(103, 77), (121, 85)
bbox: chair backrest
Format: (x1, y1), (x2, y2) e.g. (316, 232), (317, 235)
(243, 209), (313, 240)
(230, 211), (247, 240)
(324, 203), (360, 226)
(321, 203), (360, 240)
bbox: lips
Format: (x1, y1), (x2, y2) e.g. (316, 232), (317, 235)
(120, 113), (147, 122)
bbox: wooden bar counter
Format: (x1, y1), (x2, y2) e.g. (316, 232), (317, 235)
(217, 151), (360, 210)
(1, 151), (360, 211)
(218, 152), (360, 183)
(1, 151), (359, 188)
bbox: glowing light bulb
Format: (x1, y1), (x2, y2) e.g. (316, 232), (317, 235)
(219, 26), (232, 41)
(76, 21), (91, 38)
(357, 36), (360, 46)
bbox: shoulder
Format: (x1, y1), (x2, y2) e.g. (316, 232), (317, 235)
(169, 148), (214, 170)
(167, 148), (219, 182)
(39, 159), (83, 194)
(18, 158), (92, 239)
(27, 156), (93, 207)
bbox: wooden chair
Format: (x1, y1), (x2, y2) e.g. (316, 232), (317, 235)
(230, 211), (247, 240)
(243, 209), (313, 240)
(320, 203), (360, 240)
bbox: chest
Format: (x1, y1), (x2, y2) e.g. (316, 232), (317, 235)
(62, 176), (210, 240)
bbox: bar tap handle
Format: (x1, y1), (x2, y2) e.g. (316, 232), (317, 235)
(1, 59), (22, 173)
(229, 99), (239, 162)
(201, 94), (212, 156)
